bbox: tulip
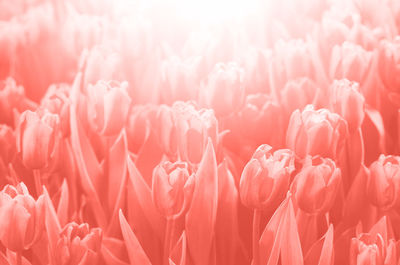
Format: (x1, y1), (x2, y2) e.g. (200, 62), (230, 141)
(86, 80), (131, 136)
(156, 104), (179, 158)
(330, 41), (372, 84)
(54, 222), (102, 265)
(172, 102), (218, 164)
(350, 233), (396, 265)
(152, 161), (195, 218)
(200, 62), (245, 117)
(0, 124), (15, 165)
(286, 104), (348, 159)
(329, 79), (365, 132)
(366, 155), (400, 210)
(292, 156), (341, 214)
(16, 109), (60, 169)
(41, 83), (71, 137)
(239, 145), (295, 210)
(0, 182), (44, 252)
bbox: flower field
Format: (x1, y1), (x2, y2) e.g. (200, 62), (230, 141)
(1, 0), (400, 264)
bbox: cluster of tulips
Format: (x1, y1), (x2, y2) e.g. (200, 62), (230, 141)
(2, 0), (400, 264)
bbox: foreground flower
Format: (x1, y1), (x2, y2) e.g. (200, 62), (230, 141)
(86, 80), (131, 136)
(152, 161), (195, 218)
(291, 156), (341, 214)
(286, 104), (348, 159)
(366, 155), (400, 210)
(240, 145), (295, 210)
(54, 222), (102, 265)
(0, 182), (44, 252)
(16, 109), (60, 169)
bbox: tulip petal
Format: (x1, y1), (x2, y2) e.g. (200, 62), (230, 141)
(118, 210), (152, 265)
(186, 138), (218, 265)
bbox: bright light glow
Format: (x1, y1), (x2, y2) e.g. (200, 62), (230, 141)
(116, 0), (263, 25)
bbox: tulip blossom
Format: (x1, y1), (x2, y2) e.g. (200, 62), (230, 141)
(0, 182), (44, 252)
(291, 156), (341, 214)
(200, 62), (245, 117)
(366, 155), (400, 210)
(240, 145), (295, 210)
(152, 161), (195, 218)
(16, 109), (60, 169)
(86, 80), (131, 136)
(54, 222), (102, 265)
(286, 104), (348, 159)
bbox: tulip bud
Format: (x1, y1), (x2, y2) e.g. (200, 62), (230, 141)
(377, 38), (400, 98)
(86, 80), (131, 136)
(0, 77), (29, 126)
(329, 79), (365, 132)
(350, 233), (396, 265)
(171, 102), (218, 164)
(0, 182), (44, 251)
(156, 104), (179, 158)
(152, 161), (195, 218)
(17, 109), (60, 169)
(366, 155), (400, 210)
(291, 156), (341, 214)
(330, 41), (372, 84)
(280, 77), (321, 114)
(41, 83), (71, 137)
(239, 145), (295, 209)
(54, 222), (102, 265)
(200, 62), (245, 117)
(286, 104), (348, 159)
(0, 124), (15, 164)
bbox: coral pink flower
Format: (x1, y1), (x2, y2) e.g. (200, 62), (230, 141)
(17, 109), (59, 169)
(54, 222), (102, 265)
(291, 156), (341, 214)
(86, 80), (131, 136)
(152, 161), (195, 218)
(240, 145), (295, 209)
(366, 155), (400, 210)
(286, 104), (348, 159)
(200, 62), (245, 117)
(0, 182), (44, 252)
(329, 79), (365, 132)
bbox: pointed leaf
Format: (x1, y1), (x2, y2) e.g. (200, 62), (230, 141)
(170, 231), (187, 265)
(185, 139), (218, 265)
(43, 186), (61, 257)
(56, 179), (69, 227)
(119, 210), (152, 265)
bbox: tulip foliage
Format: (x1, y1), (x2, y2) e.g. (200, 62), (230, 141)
(2, 0), (400, 264)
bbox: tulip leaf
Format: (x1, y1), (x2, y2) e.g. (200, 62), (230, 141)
(56, 178), (69, 227)
(119, 210), (152, 265)
(185, 138), (218, 265)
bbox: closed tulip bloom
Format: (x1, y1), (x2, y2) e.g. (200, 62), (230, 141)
(350, 233), (396, 265)
(329, 79), (365, 132)
(152, 161), (195, 218)
(0, 124), (15, 164)
(240, 145), (295, 209)
(292, 156), (341, 214)
(0, 182), (44, 252)
(286, 104), (348, 159)
(54, 222), (102, 265)
(17, 109), (60, 169)
(201, 62), (245, 117)
(366, 155), (400, 210)
(86, 80), (131, 136)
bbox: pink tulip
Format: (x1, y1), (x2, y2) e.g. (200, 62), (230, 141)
(152, 161), (195, 218)
(286, 104), (348, 159)
(200, 62), (245, 117)
(0, 182), (44, 252)
(366, 155), (400, 210)
(86, 80), (131, 136)
(16, 109), (59, 169)
(329, 79), (365, 132)
(350, 233), (396, 265)
(240, 145), (295, 209)
(54, 222), (102, 265)
(292, 156), (341, 214)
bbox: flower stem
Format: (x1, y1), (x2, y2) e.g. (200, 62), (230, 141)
(163, 218), (175, 265)
(252, 209), (261, 265)
(34, 169), (42, 196)
(16, 251), (21, 265)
